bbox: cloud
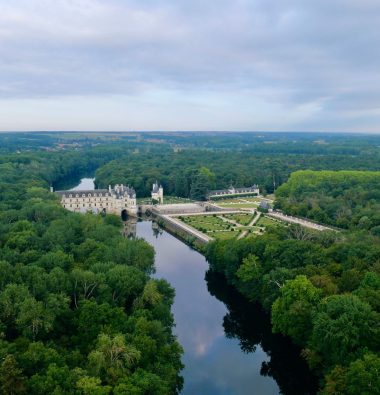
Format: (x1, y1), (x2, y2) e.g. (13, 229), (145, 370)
(0, 0), (379, 131)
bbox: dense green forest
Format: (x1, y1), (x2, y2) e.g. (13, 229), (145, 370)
(3, 131), (380, 199)
(206, 228), (380, 394)
(207, 166), (380, 395)
(1, 132), (380, 394)
(0, 147), (183, 394)
(94, 146), (380, 200)
(275, 170), (380, 234)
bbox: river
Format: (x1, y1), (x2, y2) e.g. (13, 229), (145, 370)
(71, 178), (318, 395)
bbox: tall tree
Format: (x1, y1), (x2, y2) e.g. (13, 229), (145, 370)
(0, 355), (25, 395)
(271, 275), (322, 345)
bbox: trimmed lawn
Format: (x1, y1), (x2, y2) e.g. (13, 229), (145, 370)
(238, 197), (261, 203)
(137, 196), (194, 204)
(211, 230), (239, 240)
(210, 198), (246, 204)
(256, 215), (286, 228)
(178, 213), (285, 241)
(224, 213), (256, 226)
(218, 203), (258, 209)
(163, 196), (194, 204)
(179, 215), (237, 238)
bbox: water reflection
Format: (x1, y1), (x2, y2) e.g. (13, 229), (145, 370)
(69, 177), (95, 190)
(54, 176), (96, 192)
(135, 220), (280, 395)
(206, 271), (319, 395)
(65, 178), (319, 394)
(123, 217), (137, 238)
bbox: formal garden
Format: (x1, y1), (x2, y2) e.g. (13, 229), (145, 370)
(211, 196), (273, 210)
(177, 212), (284, 240)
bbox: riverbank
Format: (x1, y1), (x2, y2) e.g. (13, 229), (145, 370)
(134, 220), (285, 395)
(153, 215), (207, 253)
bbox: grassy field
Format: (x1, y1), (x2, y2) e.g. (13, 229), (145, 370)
(224, 213), (256, 225)
(256, 215), (286, 228)
(212, 230), (240, 240)
(180, 215), (231, 231)
(217, 203), (258, 209)
(237, 197), (261, 203)
(211, 196), (274, 209)
(137, 196), (194, 204)
(137, 197), (153, 204)
(209, 197), (246, 204)
(163, 196), (194, 204)
(179, 215), (239, 240)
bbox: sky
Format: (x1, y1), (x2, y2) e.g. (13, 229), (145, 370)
(0, 0), (379, 132)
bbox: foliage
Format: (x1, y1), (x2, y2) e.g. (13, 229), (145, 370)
(275, 170), (380, 232)
(206, 226), (380, 391)
(0, 147), (183, 394)
(272, 276), (322, 345)
(310, 294), (379, 367)
(2, 131), (380, 394)
(322, 353), (380, 395)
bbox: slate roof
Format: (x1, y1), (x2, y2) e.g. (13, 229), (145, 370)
(152, 181), (161, 193)
(56, 185), (136, 198)
(207, 184), (259, 196)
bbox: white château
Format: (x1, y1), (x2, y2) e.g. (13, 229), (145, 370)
(56, 181), (165, 216)
(56, 184), (137, 215)
(207, 184), (259, 199)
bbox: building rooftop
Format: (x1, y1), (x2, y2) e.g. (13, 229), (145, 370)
(55, 189), (108, 195)
(207, 184), (259, 196)
(56, 184), (136, 198)
(152, 181), (162, 193)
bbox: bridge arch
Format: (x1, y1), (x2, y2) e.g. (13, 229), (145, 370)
(121, 209), (128, 221)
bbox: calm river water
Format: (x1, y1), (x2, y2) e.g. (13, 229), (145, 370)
(71, 178), (318, 395)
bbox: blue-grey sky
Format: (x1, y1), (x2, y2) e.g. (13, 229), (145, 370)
(0, 0), (379, 132)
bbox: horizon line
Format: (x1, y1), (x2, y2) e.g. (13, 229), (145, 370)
(1, 130), (380, 135)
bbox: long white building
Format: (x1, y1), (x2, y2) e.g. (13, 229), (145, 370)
(56, 184), (137, 215)
(207, 184), (260, 199)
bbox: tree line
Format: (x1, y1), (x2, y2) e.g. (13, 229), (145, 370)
(207, 191), (380, 393)
(2, 132), (380, 394)
(275, 170), (380, 234)
(94, 145), (380, 201)
(0, 149), (183, 394)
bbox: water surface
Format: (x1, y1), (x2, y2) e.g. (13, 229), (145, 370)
(69, 177), (95, 190)
(133, 220), (280, 395)
(69, 178), (318, 394)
